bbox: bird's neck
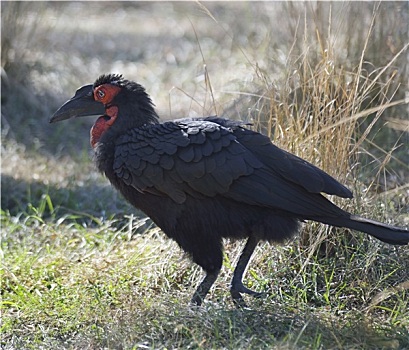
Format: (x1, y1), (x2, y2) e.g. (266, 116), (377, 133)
(93, 138), (116, 182)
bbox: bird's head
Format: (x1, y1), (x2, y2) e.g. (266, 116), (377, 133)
(50, 74), (159, 147)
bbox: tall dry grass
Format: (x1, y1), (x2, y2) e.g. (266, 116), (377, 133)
(241, 2), (409, 253)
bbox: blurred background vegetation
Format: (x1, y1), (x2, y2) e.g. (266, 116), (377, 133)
(1, 1), (408, 220)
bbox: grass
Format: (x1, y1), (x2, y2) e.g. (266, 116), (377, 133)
(2, 208), (408, 349)
(1, 2), (409, 349)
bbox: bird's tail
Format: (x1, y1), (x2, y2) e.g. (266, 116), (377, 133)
(320, 215), (409, 245)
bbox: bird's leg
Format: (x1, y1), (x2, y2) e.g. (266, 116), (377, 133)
(190, 269), (220, 306)
(230, 235), (262, 307)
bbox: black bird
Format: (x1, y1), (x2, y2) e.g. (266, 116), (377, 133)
(50, 74), (409, 306)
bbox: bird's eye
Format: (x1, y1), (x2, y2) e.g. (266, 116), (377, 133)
(97, 89), (105, 99)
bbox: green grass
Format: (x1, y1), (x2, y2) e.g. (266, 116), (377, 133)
(2, 206), (408, 349)
(2, 2), (408, 349)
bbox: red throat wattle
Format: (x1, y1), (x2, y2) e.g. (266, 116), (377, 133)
(90, 105), (119, 148)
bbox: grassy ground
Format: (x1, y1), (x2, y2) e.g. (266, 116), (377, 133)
(2, 2), (409, 349)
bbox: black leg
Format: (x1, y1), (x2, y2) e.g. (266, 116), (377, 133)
(230, 235), (262, 307)
(191, 269), (220, 306)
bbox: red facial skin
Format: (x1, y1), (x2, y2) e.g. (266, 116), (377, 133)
(90, 84), (121, 148)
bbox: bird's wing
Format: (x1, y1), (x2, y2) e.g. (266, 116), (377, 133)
(113, 118), (348, 217)
(112, 119), (263, 204)
(205, 117), (353, 198)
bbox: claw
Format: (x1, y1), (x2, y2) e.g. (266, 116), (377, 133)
(231, 281), (264, 307)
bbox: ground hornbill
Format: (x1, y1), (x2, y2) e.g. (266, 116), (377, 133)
(50, 74), (409, 306)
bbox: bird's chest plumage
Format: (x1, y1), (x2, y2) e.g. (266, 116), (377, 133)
(93, 140), (123, 198)
(94, 138), (154, 209)
(95, 139), (182, 234)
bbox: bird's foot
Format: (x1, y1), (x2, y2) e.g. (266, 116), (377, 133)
(190, 292), (205, 307)
(190, 270), (220, 307)
(230, 282), (264, 308)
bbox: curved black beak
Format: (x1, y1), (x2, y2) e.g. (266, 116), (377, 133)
(49, 84), (105, 123)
